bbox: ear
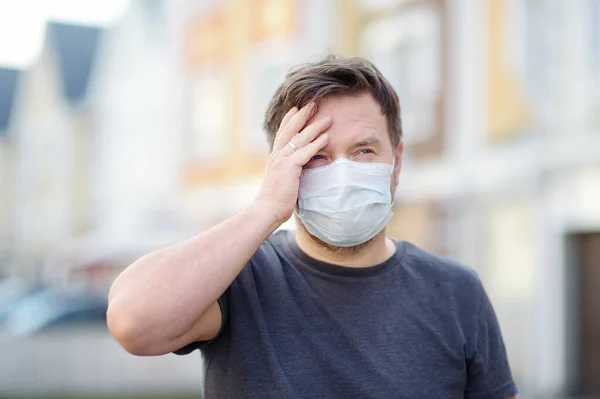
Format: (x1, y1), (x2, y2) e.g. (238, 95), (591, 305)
(393, 141), (404, 186)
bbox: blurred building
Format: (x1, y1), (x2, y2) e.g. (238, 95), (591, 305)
(0, 1), (193, 289)
(0, 2), (203, 396)
(66, 0), (192, 289)
(0, 67), (21, 275)
(174, 0), (600, 397)
(0, 0), (599, 397)
(3, 22), (102, 283)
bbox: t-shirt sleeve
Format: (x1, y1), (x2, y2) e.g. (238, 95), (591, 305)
(172, 289), (229, 355)
(464, 279), (518, 399)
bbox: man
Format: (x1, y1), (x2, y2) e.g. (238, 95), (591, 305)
(107, 56), (517, 399)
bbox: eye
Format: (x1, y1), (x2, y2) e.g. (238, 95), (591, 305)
(304, 154), (328, 169)
(359, 149), (375, 155)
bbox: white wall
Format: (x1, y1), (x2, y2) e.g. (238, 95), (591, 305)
(11, 44), (72, 277)
(91, 2), (183, 245)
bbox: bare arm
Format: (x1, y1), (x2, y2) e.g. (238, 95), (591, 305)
(107, 103), (331, 356)
(107, 203), (279, 355)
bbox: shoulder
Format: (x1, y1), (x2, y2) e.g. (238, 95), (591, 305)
(254, 229), (288, 264)
(399, 242), (492, 339)
(400, 241), (484, 297)
(227, 230), (293, 299)
(238, 230), (289, 279)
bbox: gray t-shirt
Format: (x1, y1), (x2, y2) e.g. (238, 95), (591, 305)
(176, 230), (517, 399)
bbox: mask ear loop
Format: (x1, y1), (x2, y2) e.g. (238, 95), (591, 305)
(390, 158), (396, 204)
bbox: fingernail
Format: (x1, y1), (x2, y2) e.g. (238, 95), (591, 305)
(320, 116), (332, 122)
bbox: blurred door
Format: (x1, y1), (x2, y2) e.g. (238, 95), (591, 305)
(574, 232), (600, 396)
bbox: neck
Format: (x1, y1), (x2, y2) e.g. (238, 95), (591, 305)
(294, 226), (396, 268)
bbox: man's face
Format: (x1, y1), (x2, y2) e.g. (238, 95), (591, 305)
(296, 92), (404, 253)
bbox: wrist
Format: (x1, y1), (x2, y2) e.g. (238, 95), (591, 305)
(246, 200), (285, 234)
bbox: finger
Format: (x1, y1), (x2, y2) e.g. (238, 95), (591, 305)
(279, 106), (298, 130)
(272, 107), (298, 150)
(280, 116), (332, 157)
(292, 133), (329, 166)
(273, 102), (316, 152)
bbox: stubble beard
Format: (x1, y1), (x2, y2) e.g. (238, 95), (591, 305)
(294, 215), (380, 258)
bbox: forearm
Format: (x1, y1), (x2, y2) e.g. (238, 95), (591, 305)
(107, 202), (280, 352)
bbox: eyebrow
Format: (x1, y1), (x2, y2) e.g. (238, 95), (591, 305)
(348, 136), (382, 150)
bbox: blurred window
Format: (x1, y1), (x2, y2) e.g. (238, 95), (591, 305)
(522, 0), (553, 98)
(250, 0), (295, 41)
(190, 65), (229, 162)
(184, 6), (229, 165)
(486, 0), (539, 141)
(245, 38), (293, 154)
(245, 0), (297, 155)
(360, 2), (442, 151)
(592, 0), (600, 128)
(593, 0), (600, 58)
(142, 0), (165, 34)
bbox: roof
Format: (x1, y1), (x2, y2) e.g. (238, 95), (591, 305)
(0, 67), (20, 133)
(47, 22), (103, 105)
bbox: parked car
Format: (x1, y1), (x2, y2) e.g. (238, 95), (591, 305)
(0, 278), (39, 322)
(0, 285), (107, 341)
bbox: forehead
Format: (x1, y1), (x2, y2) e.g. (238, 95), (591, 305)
(314, 93), (390, 147)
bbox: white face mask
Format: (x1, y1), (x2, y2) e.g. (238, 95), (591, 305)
(296, 157), (395, 247)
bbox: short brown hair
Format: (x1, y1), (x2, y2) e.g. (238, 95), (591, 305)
(264, 55), (402, 150)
